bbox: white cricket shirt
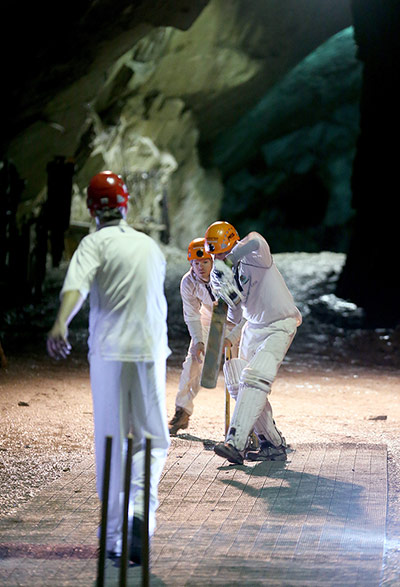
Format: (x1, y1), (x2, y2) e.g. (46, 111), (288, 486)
(61, 220), (170, 361)
(228, 232), (302, 327)
(180, 268), (215, 345)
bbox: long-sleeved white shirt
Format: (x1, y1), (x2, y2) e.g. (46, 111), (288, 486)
(226, 231), (302, 329)
(61, 220), (170, 361)
(179, 268), (215, 345)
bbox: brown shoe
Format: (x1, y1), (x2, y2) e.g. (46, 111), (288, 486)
(168, 408), (190, 435)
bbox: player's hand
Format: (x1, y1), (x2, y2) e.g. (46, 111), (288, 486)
(192, 342), (205, 363)
(46, 323), (71, 360)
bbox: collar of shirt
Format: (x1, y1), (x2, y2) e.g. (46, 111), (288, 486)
(98, 218), (129, 231)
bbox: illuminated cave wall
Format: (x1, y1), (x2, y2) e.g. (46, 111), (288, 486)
(207, 27), (361, 253)
(3, 0), (400, 323)
(2, 0), (352, 250)
(68, 1), (354, 250)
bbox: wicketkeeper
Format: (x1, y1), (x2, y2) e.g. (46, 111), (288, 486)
(204, 221), (302, 464)
(169, 238), (216, 434)
(169, 237), (241, 435)
(47, 171), (170, 564)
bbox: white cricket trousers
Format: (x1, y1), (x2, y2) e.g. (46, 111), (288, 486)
(227, 317), (298, 451)
(90, 355), (170, 554)
(174, 339), (204, 415)
(175, 320), (211, 415)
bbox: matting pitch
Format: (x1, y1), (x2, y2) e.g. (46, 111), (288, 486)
(0, 441), (387, 586)
(153, 440), (387, 586)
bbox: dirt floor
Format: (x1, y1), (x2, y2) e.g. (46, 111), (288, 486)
(1, 251), (400, 583)
(0, 342), (400, 584)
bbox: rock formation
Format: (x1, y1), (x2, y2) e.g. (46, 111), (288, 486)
(2, 0), (400, 325)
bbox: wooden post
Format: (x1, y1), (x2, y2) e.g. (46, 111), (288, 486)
(120, 434), (133, 587)
(142, 436), (152, 587)
(97, 435), (112, 587)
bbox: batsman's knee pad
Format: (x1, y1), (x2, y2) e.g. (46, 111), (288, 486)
(240, 350), (278, 394)
(240, 368), (272, 394)
(223, 358), (247, 400)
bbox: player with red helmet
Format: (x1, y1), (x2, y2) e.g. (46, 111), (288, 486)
(47, 171), (170, 564)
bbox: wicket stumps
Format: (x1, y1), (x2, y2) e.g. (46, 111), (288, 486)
(97, 436), (112, 587)
(96, 434), (152, 587)
(120, 434), (133, 586)
(142, 436), (152, 587)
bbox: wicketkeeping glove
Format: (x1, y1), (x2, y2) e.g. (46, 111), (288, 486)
(210, 259), (243, 308)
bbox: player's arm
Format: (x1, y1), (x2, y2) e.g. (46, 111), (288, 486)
(227, 234), (260, 264)
(47, 290), (84, 359)
(224, 317), (246, 349)
(180, 276), (206, 362)
(185, 314), (205, 363)
(191, 341), (205, 363)
(47, 235), (99, 360)
(228, 232), (273, 269)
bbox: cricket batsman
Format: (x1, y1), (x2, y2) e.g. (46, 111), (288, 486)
(204, 221), (302, 464)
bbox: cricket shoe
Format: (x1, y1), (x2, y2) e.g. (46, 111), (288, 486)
(214, 442), (244, 465)
(246, 441), (287, 462)
(168, 407), (190, 435)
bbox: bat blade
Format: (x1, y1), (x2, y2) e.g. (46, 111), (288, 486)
(200, 299), (228, 389)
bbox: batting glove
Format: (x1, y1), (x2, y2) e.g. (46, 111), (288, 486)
(210, 259), (243, 308)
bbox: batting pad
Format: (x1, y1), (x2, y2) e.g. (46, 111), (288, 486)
(254, 399), (285, 447)
(227, 386), (268, 450)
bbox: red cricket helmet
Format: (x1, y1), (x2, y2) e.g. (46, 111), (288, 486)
(86, 171), (129, 213)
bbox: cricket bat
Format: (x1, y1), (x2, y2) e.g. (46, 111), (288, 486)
(200, 299), (228, 389)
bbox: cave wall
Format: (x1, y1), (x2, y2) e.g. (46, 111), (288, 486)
(2, 0), (209, 202)
(3, 0), (352, 239)
(71, 0), (353, 248)
(336, 0), (400, 325)
(209, 27), (361, 252)
(14, 0), (400, 324)
(1, 0), (210, 303)
(2, 0), (399, 326)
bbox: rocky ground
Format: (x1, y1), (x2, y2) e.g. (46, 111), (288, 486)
(1, 250), (400, 584)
